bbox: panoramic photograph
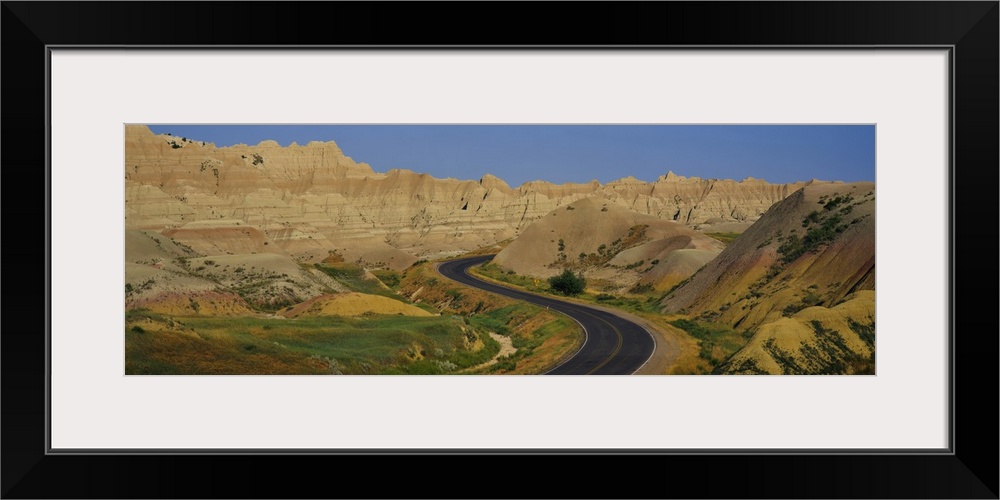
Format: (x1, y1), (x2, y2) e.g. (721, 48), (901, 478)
(124, 124), (875, 375)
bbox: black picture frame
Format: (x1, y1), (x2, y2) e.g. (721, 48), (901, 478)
(3, 2), (996, 498)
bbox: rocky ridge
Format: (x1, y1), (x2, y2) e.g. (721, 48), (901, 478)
(125, 125), (810, 267)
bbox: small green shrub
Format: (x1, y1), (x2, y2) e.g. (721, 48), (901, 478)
(548, 269), (586, 296)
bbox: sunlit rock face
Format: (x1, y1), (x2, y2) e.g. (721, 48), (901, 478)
(125, 125), (807, 267)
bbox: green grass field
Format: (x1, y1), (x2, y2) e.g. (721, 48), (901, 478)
(127, 259), (585, 375)
(125, 309), (498, 375)
(705, 232), (742, 245)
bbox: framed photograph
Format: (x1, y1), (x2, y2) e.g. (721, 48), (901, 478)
(3, 2), (996, 498)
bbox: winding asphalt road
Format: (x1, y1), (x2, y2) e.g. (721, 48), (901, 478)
(437, 255), (656, 375)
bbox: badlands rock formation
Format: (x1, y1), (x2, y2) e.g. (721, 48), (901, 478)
(125, 125), (809, 268)
(661, 182), (876, 374)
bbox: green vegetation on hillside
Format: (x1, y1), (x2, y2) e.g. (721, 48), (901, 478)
(466, 303), (582, 374)
(315, 263), (405, 301)
(572, 224), (650, 268)
(727, 191), (874, 316)
(776, 192), (858, 265)
(754, 320), (874, 375)
(370, 269), (402, 288)
(781, 290), (823, 317)
(668, 319), (749, 374)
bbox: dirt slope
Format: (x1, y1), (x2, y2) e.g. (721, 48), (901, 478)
(492, 197), (725, 292)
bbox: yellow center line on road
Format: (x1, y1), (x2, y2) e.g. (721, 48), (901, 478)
(577, 308), (624, 375)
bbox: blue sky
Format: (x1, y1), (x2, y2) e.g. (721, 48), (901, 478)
(146, 125), (875, 187)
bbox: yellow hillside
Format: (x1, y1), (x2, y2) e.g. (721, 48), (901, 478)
(280, 293), (433, 318)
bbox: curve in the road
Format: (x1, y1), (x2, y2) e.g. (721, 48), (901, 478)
(437, 255), (656, 375)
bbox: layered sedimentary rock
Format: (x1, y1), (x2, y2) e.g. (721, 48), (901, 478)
(125, 125), (809, 267)
(660, 182), (876, 374)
